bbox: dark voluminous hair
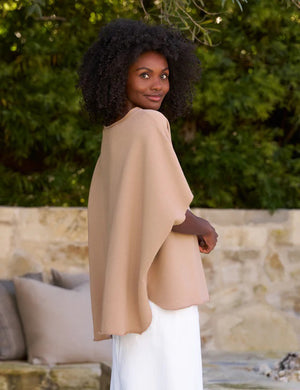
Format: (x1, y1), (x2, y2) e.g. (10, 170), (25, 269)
(78, 19), (200, 126)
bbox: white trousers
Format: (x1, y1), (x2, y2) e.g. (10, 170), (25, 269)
(110, 301), (203, 390)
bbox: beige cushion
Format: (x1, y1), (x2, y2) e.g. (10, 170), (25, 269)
(14, 277), (112, 366)
(51, 268), (89, 289)
(0, 273), (43, 360)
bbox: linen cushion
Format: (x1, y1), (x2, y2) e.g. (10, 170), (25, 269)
(0, 273), (43, 360)
(0, 284), (25, 360)
(51, 268), (89, 289)
(14, 277), (112, 366)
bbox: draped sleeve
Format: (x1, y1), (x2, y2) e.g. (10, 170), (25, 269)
(88, 108), (194, 340)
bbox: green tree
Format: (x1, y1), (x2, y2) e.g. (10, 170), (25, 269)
(0, 0), (299, 209)
(175, 0), (300, 209)
(0, 0), (141, 206)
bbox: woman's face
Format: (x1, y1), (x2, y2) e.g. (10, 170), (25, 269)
(126, 51), (169, 111)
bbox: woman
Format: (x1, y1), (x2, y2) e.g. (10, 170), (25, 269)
(78, 19), (218, 390)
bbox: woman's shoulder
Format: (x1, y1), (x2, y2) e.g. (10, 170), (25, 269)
(134, 108), (168, 122)
(131, 108), (170, 136)
(124, 109), (175, 155)
(105, 108), (171, 142)
(137, 108), (167, 121)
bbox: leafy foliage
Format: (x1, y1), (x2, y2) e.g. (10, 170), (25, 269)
(0, 0), (299, 209)
(0, 0), (139, 206)
(177, 0), (300, 209)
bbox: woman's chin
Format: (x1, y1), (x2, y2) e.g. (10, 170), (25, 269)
(141, 102), (162, 111)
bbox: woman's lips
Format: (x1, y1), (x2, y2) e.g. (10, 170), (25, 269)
(145, 95), (162, 102)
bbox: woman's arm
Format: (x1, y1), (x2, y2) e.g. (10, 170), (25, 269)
(172, 209), (218, 253)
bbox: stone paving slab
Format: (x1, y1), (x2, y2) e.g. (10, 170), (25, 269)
(203, 352), (299, 390)
(0, 353), (299, 390)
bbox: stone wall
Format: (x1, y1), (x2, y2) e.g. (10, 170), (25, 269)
(0, 361), (110, 390)
(1, 206), (299, 353)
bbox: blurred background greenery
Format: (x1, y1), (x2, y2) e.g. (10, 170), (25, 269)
(0, 0), (299, 209)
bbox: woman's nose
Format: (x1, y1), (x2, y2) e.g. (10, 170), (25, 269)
(150, 78), (163, 90)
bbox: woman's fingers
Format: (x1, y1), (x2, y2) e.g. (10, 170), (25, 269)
(198, 229), (218, 253)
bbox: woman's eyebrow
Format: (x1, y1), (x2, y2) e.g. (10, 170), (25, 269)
(135, 67), (169, 72)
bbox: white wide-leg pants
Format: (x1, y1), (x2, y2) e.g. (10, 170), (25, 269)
(110, 301), (203, 390)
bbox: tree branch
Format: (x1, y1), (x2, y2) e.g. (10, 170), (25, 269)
(34, 15), (66, 22)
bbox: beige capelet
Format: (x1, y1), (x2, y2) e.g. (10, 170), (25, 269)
(88, 108), (209, 341)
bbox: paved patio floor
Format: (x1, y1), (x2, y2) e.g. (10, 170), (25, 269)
(203, 352), (299, 390)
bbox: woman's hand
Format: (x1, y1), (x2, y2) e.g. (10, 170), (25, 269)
(197, 225), (218, 254)
(172, 210), (218, 253)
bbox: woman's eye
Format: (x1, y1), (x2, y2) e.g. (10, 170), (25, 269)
(140, 73), (150, 79)
(161, 73), (169, 80)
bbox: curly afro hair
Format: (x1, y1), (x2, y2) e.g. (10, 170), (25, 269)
(78, 19), (200, 126)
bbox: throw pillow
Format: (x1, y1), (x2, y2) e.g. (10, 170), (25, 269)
(0, 284), (25, 360)
(51, 268), (89, 289)
(14, 277), (112, 366)
(0, 272), (43, 360)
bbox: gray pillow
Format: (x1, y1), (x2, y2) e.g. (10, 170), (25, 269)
(14, 277), (112, 366)
(0, 273), (43, 360)
(51, 269), (89, 289)
(0, 284), (25, 360)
